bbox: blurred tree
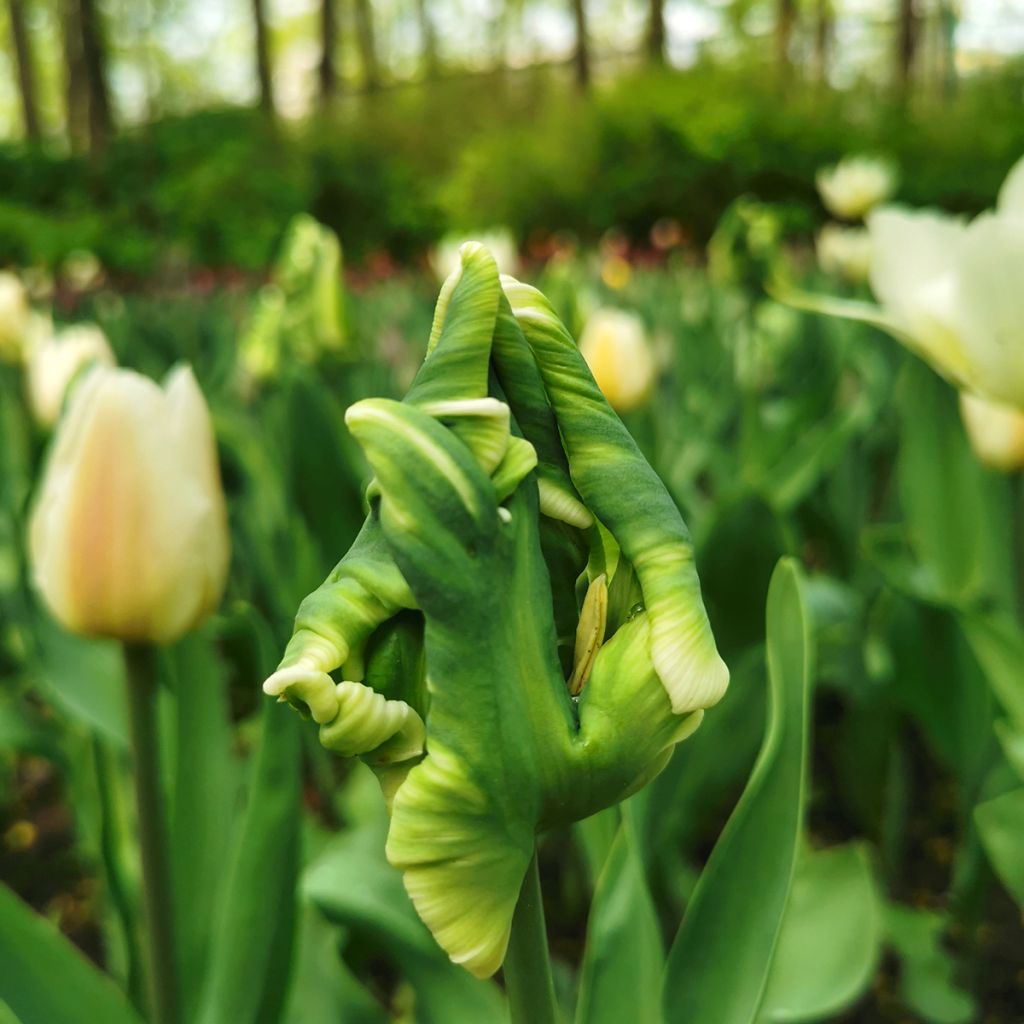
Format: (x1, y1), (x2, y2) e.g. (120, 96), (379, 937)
(62, 0), (112, 151)
(775, 0), (797, 75)
(937, 0), (957, 98)
(319, 0), (338, 105)
(251, 0), (275, 113)
(812, 0), (833, 84)
(895, 0), (920, 95)
(646, 0), (666, 64)
(572, 0), (589, 89)
(415, 0), (439, 78)
(353, 0), (379, 91)
(6, 0), (40, 141)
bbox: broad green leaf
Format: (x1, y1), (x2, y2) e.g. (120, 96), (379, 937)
(897, 361), (1013, 606)
(957, 612), (1024, 730)
(758, 843), (882, 1022)
(974, 788), (1024, 906)
(884, 906), (975, 1024)
(304, 823), (507, 1024)
(196, 700), (302, 1024)
(575, 806), (664, 1024)
(0, 883), (142, 1024)
(283, 908), (390, 1024)
(662, 558), (813, 1024)
(165, 633), (239, 1021)
(32, 621), (127, 747)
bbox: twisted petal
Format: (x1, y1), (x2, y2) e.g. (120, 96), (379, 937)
(503, 278), (729, 714)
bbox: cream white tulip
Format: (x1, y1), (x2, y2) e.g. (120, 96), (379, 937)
(30, 365), (230, 644)
(816, 224), (873, 283)
(579, 308), (655, 413)
(816, 156), (896, 221)
(431, 230), (519, 282)
(27, 324), (116, 427)
(959, 392), (1024, 472)
(0, 271), (30, 362)
(791, 155), (1024, 409)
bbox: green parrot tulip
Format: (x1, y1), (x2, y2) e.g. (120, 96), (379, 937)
(263, 242), (728, 978)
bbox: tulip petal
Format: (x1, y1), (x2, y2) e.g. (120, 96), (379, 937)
(503, 279), (729, 715)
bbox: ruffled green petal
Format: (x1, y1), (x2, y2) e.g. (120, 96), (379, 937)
(492, 436), (539, 502)
(503, 278), (729, 715)
(386, 741), (534, 978)
(318, 680), (425, 759)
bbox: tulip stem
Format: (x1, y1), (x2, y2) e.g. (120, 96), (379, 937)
(504, 851), (559, 1024)
(124, 644), (180, 1024)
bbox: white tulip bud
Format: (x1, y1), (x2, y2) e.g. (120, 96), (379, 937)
(29, 365), (230, 644)
(0, 271), (30, 362)
(959, 392), (1024, 472)
(816, 156), (896, 221)
(27, 324), (116, 427)
(578, 308), (655, 414)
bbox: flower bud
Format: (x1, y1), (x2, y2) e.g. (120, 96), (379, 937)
(0, 271), (30, 362)
(29, 366), (230, 644)
(578, 308), (655, 413)
(959, 391), (1024, 472)
(816, 156), (896, 221)
(26, 324), (116, 427)
(816, 223), (872, 283)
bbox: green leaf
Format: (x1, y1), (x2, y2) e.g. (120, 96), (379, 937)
(662, 557), (813, 1024)
(33, 621), (127, 747)
(884, 905), (975, 1024)
(0, 883), (142, 1024)
(304, 821), (507, 1024)
(896, 361), (1013, 606)
(576, 806), (664, 1024)
(974, 788), (1024, 906)
(957, 612), (1024, 730)
(758, 843), (882, 1022)
(165, 633), (239, 1021)
(196, 700), (302, 1024)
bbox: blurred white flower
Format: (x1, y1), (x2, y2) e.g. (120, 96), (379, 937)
(27, 324), (116, 427)
(30, 366), (230, 644)
(816, 156), (896, 221)
(431, 230), (519, 281)
(959, 392), (1024, 472)
(816, 224), (873, 283)
(579, 308), (655, 413)
(61, 250), (104, 293)
(791, 155), (1024, 409)
(0, 272), (30, 362)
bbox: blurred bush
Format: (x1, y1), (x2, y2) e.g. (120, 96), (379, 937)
(1, 62), (1022, 276)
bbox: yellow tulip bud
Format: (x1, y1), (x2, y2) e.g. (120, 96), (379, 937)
(26, 324), (116, 427)
(0, 271), (30, 362)
(578, 308), (655, 413)
(29, 365), (230, 643)
(959, 391), (1024, 472)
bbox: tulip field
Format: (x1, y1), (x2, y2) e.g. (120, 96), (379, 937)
(2, 164), (1024, 1022)
(2, 9), (1024, 1009)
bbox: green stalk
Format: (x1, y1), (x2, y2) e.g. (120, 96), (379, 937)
(504, 852), (559, 1024)
(124, 644), (180, 1024)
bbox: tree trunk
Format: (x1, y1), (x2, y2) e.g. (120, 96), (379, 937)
(646, 0), (666, 65)
(775, 0), (797, 74)
(415, 0), (439, 78)
(77, 0), (113, 150)
(896, 0), (919, 96)
(937, 0), (957, 99)
(63, 0), (89, 152)
(251, 0), (274, 114)
(7, 0), (41, 142)
(813, 0), (832, 84)
(571, 0), (589, 90)
(319, 0), (338, 106)
(353, 0), (379, 92)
